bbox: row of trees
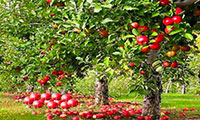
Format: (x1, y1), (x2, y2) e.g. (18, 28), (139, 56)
(0, 0), (199, 119)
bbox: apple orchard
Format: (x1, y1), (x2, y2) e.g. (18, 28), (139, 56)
(0, 0), (199, 120)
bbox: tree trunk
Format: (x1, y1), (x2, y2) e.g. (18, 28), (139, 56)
(182, 85), (186, 94)
(142, 50), (162, 120)
(94, 77), (109, 105)
(165, 80), (171, 93)
(142, 73), (163, 120)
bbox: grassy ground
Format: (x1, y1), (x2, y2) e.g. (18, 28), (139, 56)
(0, 93), (200, 120)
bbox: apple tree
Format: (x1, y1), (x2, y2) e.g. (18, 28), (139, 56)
(52, 0), (198, 119)
(0, 0), (199, 119)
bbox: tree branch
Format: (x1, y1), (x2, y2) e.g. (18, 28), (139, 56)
(175, 0), (199, 7)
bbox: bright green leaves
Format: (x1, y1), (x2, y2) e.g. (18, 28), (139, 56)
(169, 28), (184, 35)
(123, 6), (139, 11)
(184, 33), (194, 40)
(101, 18), (114, 24)
(94, 5), (102, 13)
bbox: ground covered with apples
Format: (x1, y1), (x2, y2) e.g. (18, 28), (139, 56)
(0, 92), (200, 120)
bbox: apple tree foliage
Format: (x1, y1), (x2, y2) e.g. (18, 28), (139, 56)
(0, 0), (199, 118)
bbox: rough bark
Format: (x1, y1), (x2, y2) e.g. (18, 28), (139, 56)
(175, 0), (198, 7)
(142, 72), (163, 120)
(142, 50), (163, 120)
(165, 81), (171, 93)
(94, 77), (109, 105)
(181, 85), (186, 94)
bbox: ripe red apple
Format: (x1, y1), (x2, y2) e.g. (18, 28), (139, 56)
(67, 99), (78, 107)
(41, 93), (51, 100)
(175, 8), (183, 15)
(57, 70), (64, 75)
(145, 116), (152, 120)
(114, 115), (121, 119)
(56, 82), (62, 86)
(72, 117), (79, 120)
(163, 61), (170, 67)
(129, 22), (139, 29)
(23, 97), (34, 104)
(47, 101), (58, 109)
(52, 93), (62, 100)
(137, 36), (149, 45)
(171, 61), (178, 68)
(129, 62), (135, 68)
(137, 116), (144, 120)
(155, 33), (164, 43)
(33, 100), (43, 108)
(43, 76), (51, 82)
(149, 43), (160, 50)
(140, 70), (147, 75)
(172, 16), (182, 23)
(165, 27), (175, 34)
(46, 0), (52, 4)
(60, 101), (70, 109)
(61, 94), (72, 101)
(51, 70), (58, 75)
(159, 0), (169, 5)
(141, 47), (150, 54)
(138, 25), (148, 32)
(30, 93), (41, 100)
(163, 17), (173, 26)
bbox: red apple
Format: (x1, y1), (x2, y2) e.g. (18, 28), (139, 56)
(129, 62), (135, 68)
(52, 93), (62, 100)
(137, 36), (149, 45)
(141, 47), (150, 53)
(61, 94), (72, 101)
(149, 43), (160, 50)
(175, 8), (183, 15)
(23, 97), (34, 104)
(129, 22), (139, 29)
(163, 61), (170, 67)
(171, 61), (178, 68)
(172, 16), (182, 24)
(163, 17), (173, 26)
(60, 101), (70, 109)
(155, 33), (164, 43)
(138, 25), (148, 32)
(33, 100), (43, 108)
(47, 101), (58, 109)
(67, 99), (78, 107)
(41, 93), (51, 100)
(30, 93), (41, 100)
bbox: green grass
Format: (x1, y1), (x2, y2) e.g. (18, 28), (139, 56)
(117, 93), (200, 110)
(0, 92), (200, 120)
(0, 93), (45, 120)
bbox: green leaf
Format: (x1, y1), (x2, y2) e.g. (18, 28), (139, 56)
(184, 33), (193, 40)
(152, 12), (159, 17)
(151, 32), (158, 36)
(122, 35), (135, 40)
(101, 18), (113, 24)
(94, 5), (102, 13)
(123, 6), (139, 11)
(102, 4), (112, 8)
(169, 28), (184, 35)
(132, 29), (139, 36)
(113, 52), (121, 56)
(104, 57), (110, 67)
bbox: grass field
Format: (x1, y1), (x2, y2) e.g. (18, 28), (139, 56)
(0, 93), (200, 120)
